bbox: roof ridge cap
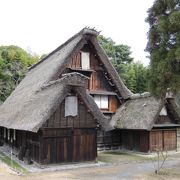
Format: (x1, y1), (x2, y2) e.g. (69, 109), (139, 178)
(130, 92), (151, 99)
(38, 72), (89, 92)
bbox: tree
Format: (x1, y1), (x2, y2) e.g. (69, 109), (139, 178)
(120, 62), (148, 93)
(98, 35), (133, 65)
(146, 0), (180, 97)
(98, 35), (148, 93)
(0, 45), (39, 101)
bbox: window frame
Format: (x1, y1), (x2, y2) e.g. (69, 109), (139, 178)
(94, 95), (109, 110)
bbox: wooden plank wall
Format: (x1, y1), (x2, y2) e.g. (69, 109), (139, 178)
(89, 52), (113, 91)
(40, 128), (96, 164)
(66, 46), (120, 113)
(40, 93), (97, 164)
(0, 128), (41, 163)
(164, 130), (176, 150)
(43, 97), (96, 129)
(121, 130), (149, 152)
(67, 49), (118, 93)
(149, 130), (163, 151)
(97, 130), (121, 150)
(68, 52), (81, 69)
(89, 71), (113, 91)
(109, 96), (118, 112)
(149, 129), (177, 151)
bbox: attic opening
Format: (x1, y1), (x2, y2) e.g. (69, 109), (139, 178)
(65, 96), (78, 117)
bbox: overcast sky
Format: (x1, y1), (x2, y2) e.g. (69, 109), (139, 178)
(0, 0), (154, 65)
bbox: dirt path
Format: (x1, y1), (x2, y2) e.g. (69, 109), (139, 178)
(0, 159), (180, 180)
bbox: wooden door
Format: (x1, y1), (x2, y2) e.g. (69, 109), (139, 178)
(72, 129), (97, 162)
(139, 131), (149, 153)
(150, 131), (163, 152)
(41, 128), (96, 164)
(163, 130), (176, 151)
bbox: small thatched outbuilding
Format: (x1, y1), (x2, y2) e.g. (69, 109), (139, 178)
(110, 94), (180, 152)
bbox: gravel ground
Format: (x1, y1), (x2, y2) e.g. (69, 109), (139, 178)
(0, 140), (180, 180)
(0, 157), (180, 180)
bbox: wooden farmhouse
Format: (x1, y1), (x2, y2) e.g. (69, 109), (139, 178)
(0, 28), (179, 164)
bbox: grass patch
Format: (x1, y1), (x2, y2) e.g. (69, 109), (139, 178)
(0, 151), (28, 174)
(97, 151), (164, 163)
(97, 151), (150, 163)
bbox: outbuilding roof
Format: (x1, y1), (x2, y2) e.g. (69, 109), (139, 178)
(110, 93), (180, 130)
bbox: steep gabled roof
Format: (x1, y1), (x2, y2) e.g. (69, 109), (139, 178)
(0, 28), (132, 132)
(0, 73), (112, 132)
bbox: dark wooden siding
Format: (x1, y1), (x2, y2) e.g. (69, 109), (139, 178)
(68, 52), (81, 69)
(67, 48), (120, 113)
(0, 128), (41, 163)
(43, 97), (96, 129)
(40, 128), (96, 164)
(121, 130), (149, 152)
(40, 93), (97, 164)
(97, 130), (121, 150)
(89, 71), (113, 91)
(109, 96), (119, 112)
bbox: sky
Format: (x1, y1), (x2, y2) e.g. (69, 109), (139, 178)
(0, 0), (154, 66)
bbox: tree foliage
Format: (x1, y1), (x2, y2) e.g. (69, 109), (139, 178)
(98, 35), (148, 93)
(0, 45), (39, 101)
(120, 62), (148, 93)
(146, 0), (180, 97)
(98, 35), (133, 64)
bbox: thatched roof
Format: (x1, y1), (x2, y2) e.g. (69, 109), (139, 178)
(0, 72), (112, 132)
(110, 96), (163, 130)
(110, 93), (180, 130)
